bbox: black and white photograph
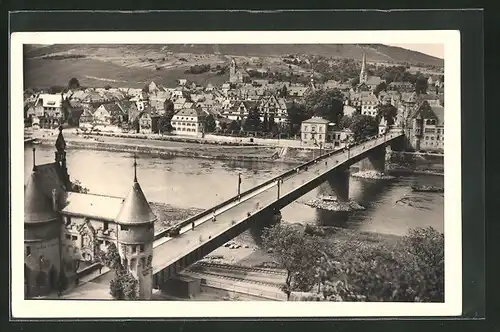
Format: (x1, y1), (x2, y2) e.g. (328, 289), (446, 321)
(11, 30), (462, 318)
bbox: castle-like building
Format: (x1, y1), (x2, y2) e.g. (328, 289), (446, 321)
(24, 127), (157, 299)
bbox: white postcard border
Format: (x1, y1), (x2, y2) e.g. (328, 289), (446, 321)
(10, 30), (461, 318)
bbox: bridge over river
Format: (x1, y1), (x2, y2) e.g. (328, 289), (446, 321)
(149, 130), (404, 289)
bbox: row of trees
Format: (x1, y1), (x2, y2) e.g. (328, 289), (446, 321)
(262, 224), (444, 302)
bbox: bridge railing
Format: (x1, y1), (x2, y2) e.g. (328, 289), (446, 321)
(153, 132), (401, 241)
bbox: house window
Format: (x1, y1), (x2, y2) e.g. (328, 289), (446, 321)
(103, 222), (109, 231)
(26, 246), (31, 256)
(121, 225), (129, 231)
(71, 235), (78, 241)
(139, 244), (145, 253)
(65, 234), (71, 240)
(318, 134), (322, 140)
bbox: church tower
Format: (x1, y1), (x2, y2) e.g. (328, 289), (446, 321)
(115, 154), (157, 300)
(24, 148), (63, 297)
(229, 58), (237, 83)
(359, 53), (368, 84)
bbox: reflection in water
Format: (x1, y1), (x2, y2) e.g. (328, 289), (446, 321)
(25, 145), (444, 238)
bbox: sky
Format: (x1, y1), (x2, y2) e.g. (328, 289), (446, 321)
(386, 43), (444, 59)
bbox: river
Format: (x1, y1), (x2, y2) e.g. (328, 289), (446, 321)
(25, 145), (444, 237)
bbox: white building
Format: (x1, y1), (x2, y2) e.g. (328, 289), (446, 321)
(171, 108), (207, 137)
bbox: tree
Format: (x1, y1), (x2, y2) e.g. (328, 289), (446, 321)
(158, 115), (173, 134)
(95, 242), (139, 300)
(70, 180), (89, 194)
(286, 102), (311, 135)
(164, 100), (174, 114)
(346, 113), (379, 142)
(268, 114), (278, 134)
(376, 104), (398, 126)
(262, 113), (269, 132)
(228, 120), (241, 132)
(262, 224), (324, 300)
(349, 77), (360, 87)
(243, 107), (262, 132)
(205, 114), (216, 133)
(317, 227), (444, 302)
(373, 82), (387, 97)
(338, 114), (353, 130)
(304, 89), (345, 125)
(68, 77), (80, 90)
(142, 84), (149, 94)
(104, 84), (112, 90)
(109, 269), (139, 300)
(280, 85), (288, 98)
(415, 77), (428, 95)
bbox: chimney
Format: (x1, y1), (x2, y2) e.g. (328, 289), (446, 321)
(52, 189), (58, 211)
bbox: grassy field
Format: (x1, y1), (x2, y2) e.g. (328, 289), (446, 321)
(24, 58), (229, 89)
(25, 44), (443, 66)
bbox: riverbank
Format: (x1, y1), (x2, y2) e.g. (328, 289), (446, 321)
(387, 151), (444, 176)
(150, 202), (203, 232)
(200, 223), (402, 270)
(38, 134), (318, 165)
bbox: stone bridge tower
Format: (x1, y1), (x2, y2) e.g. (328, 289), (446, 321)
(115, 154), (157, 300)
(24, 149), (62, 297)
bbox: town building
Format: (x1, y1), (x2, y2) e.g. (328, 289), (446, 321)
(257, 95), (288, 123)
(329, 127), (353, 148)
(360, 93), (380, 117)
(300, 116), (332, 146)
(405, 99), (444, 152)
(24, 128), (157, 299)
(221, 100), (257, 121)
(171, 108), (207, 137)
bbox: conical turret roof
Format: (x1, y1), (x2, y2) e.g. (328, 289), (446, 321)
(24, 170), (59, 224)
(115, 181), (157, 225)
(115, 156), (157, 225)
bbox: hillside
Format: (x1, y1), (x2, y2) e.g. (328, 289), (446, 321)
(23, 43), (443, 89)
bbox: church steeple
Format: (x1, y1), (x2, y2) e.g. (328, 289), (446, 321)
(360, 53), (368, 84)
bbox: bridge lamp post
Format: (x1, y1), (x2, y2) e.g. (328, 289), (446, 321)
(237, 172), (242, 200)
(277, 178), (281, 199)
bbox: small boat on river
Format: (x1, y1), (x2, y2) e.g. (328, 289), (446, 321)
(411, 185), (444, 193)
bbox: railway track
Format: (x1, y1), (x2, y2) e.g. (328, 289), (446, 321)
(183, 269), (281, 288)
(194, 261), (287, 276)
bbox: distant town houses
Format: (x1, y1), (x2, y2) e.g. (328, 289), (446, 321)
(23, 53), (444, 150)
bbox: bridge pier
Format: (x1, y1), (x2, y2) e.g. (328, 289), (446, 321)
(318, 168), (350, 202)
(357, 146), (386, 173)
